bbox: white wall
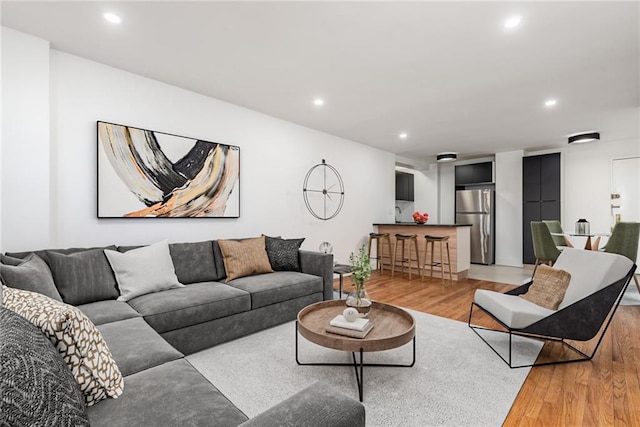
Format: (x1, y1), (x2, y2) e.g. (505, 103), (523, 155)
(1, 28), (51, 251)
(1, 29), (396, 264)
(495, 150), (523, 266)
(560, 138), (639, 235)
(438, 163), (455, 224)
(394, 165), (438, 223)
(414, 164), (438, 222)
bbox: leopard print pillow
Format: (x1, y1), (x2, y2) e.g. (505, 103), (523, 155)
(1, 285), (124, 406)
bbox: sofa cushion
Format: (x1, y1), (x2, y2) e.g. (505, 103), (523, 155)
(228, 271), (323, 309)
(97, 317), (183, 376)
(2, 286), (124, 406)
(47, 249), (119, 305)
(212, 240), (227, 280)
(0, 253), (24, 266)
(0, 307), (90, 427)
(127, 282), (251, 333)
(265, 236), (305, 272)
(86, 359), (248, 427)
(6, 245), (117, 265)
(0, 253), (63, 301)
(474, 289), (555, 329)
(169, 241), (218, 284)
(77, 300), (141, 326)
(520, 264), (571, 310)
(104, 241), (184, 302)
(239, 381), (366, 427)
(218, 236), (273, 281)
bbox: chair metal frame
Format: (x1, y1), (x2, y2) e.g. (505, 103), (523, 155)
(468, 264), (636, 368)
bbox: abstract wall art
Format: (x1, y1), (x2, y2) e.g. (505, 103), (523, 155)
(97, 121), (240, 218)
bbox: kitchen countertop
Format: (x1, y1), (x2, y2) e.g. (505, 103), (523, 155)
(373, 223), (472, 227)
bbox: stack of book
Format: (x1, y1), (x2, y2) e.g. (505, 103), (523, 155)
(326, 314), (373, 338)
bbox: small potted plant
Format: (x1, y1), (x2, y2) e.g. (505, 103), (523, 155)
(346, 244), (372, 317)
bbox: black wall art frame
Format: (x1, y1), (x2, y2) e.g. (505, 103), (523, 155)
(97, 121), (240, 218)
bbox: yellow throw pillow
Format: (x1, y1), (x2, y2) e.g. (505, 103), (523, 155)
(218, 236), (274, 282)
(520, 265), (571, 310)
(1, 285), (124, 406)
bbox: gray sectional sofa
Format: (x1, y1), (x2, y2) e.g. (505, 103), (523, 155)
(0, 239), (366, 426)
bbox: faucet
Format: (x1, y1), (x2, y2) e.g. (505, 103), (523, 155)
(395, 206), (402, 215)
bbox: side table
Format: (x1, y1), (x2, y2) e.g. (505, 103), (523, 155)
(333, 264), (352, 299)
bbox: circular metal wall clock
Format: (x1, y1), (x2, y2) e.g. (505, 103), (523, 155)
(303, 159), (345, 220)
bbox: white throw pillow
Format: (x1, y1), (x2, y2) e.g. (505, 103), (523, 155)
(104, 240), (184, 302)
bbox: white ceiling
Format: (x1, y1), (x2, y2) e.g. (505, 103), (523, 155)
(2, 1), (639, 162)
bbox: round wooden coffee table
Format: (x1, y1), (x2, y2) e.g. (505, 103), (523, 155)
(296, 299), (416, 401)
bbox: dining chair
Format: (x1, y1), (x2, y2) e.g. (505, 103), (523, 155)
(531, 221), (562, 275)
(602, 222), (640, 292)
(542, 220), (574, 249)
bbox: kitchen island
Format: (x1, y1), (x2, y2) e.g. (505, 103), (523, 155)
(373, 223), (471, 281)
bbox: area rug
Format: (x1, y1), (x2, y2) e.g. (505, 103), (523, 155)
(620, 281), (640, 305)
(187, 309), (542, 426)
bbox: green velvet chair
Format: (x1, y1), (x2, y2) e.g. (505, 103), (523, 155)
(531, 221), (562, 275)
(603, 222), (640, 292)
(542, 220), (574, 249)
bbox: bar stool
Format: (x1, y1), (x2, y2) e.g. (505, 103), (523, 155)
(367, 232), (393, 275)
(392, 234), (421, 280)
(422, 235), (452, 284)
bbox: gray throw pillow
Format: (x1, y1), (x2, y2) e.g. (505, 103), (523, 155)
(168, 241), (218, 284)
(6, 246), (117, 265)
(104, 240), (184, 302)
(0, 253), (63, 301)
(0, 307), (90, 426)
(0, 254), (25, 266)
(265, 236), (305, 271)
(47, 250), (119, 305)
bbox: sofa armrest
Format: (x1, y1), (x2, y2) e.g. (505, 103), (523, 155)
(239, 381), (365, 427)
(299, 250), (334, 300)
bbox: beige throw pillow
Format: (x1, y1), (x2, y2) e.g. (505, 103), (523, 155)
(218, 236), (273, 281)
(520, 264), (572, 310)
(1, 285), (124, 406)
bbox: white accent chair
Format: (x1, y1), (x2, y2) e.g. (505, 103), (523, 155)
(469, 248), (636, 368)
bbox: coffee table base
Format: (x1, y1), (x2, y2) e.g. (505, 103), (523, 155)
(295, 321), (416, 402)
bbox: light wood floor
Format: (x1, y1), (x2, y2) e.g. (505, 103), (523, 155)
(335, 270), (640, 426)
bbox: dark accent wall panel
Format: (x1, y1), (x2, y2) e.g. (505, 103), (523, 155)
(522, 153), (561, 264)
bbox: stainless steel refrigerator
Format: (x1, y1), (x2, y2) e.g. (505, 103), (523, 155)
(455, 189), (495, 264)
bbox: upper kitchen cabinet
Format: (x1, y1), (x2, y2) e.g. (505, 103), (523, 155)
(455, 162), (494, 187)
(396, 172), (414, 201)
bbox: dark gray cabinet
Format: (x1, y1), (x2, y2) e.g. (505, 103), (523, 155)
(522, 153), (561, 264)
(455, 162), (493, 186)
(395, 172), (414, 201)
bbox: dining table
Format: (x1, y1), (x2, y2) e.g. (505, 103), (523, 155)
(552, 232), (610, 250)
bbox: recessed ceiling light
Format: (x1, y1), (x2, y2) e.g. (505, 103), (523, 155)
(545, 99), (557, 107)
(504, 16), (521, 29)
(104, 12), (122, 24)
(313, 98), (324, 106)
(399, 133), (408, 139)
